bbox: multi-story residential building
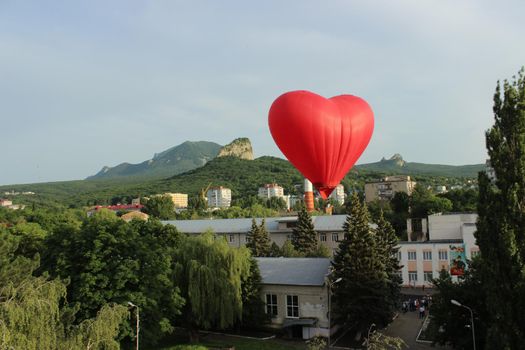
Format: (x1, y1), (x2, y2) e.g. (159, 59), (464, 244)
(364, 175), (416, 202)
(256, 257), (334, 339)
(258, 183), (291, 209)
(400, 213), (479, 288)
(258, 183), (284, 199)
(164, 193), (188, 208)
(328, 184), (345, 205)
(206, 186), (232, 209)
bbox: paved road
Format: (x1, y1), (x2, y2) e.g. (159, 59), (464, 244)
(383, 311), (449, 349)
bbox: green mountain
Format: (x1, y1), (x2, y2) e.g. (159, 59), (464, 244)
(355, 154), (485, 178)
(87, 141), (222, 180)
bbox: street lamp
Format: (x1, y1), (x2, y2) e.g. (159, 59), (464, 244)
(128, 302), (140, 350)
(450, 299), (476, 350)
(327, 277), (342, 348)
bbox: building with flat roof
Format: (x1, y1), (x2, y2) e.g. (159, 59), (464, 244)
(364, 175), (416, 202)
(256, 257), (333, 339)
(163, 193), (188, 208)
(206, 186), (232, 208)
(400, 213), (479, 288)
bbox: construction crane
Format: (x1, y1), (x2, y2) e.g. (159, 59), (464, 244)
(200, 182), (212, 201)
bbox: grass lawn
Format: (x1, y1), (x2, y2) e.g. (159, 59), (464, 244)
(159, 329), (306, 350)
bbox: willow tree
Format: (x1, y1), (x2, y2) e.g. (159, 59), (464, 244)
(0, 232), (128, 350)
(476, 68), (525, 348)
(174, 232), (252, 342)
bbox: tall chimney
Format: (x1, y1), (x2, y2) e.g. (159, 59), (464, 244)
(304, 179), (315, 212)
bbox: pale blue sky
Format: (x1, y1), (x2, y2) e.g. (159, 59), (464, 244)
(1, 1), (524, 185)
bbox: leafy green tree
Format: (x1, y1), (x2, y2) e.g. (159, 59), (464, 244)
(332, 193), (389, 334)
(475, 69), (525, 348)
(246, 218), (272, 257)
(375, 211), (402, 318)
(8, 221), (47, 258)
(142, 194), (175, 219)
(428, 265), (487, 350)
(173, 232), (251, 342)
(438, 188), (478, 212)
(291, 206), (318, 255)
(41, 212), (184, 345)
(0, 233), (128, 350)
(410, 184), (452, 218)
(281, 239), (300, 257)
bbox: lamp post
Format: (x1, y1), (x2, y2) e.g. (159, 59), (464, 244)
(327, 277), (342, 349)
(128, 302), (140, 350)
(365, 323), (376, 349)
(450, 299), (476, 350)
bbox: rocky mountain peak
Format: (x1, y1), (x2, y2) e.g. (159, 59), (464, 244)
(217, 138), (254, 160)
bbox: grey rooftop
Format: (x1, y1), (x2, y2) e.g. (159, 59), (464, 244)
(162, 215), (349, 233)
(255, 257), (332, 286)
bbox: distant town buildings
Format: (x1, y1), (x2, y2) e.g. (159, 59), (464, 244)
(163, 193), (188, 208)
(258, 183), (291, 209)
(207, 186), (232, 208)
(364, 175), (416, 202)
(0, 199), (25, 210)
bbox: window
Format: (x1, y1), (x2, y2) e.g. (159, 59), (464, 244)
(244, 235), (248, 243)
(286, 295), (299, 318)
(286, 234), (292, 240)
(471, 249), (480, 258)
(320, 233), (327, 242)
(331, 233), (339, 242)
(424, 272), (433, 282)
(397, 251), (402, 261)
(229, 234), (235, 243)
(423, 251), (432, 260)
(408, 271), (418, 282)
(438, 250), (448, 260)
(266, 294), (278, 317)
(408, 251), (417, 260)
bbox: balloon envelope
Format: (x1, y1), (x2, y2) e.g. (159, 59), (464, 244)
(268, 90), (374, 199)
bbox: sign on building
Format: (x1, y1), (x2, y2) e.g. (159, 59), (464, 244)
(449, 244), (467, 276)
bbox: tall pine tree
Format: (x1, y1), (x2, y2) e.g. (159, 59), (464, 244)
(246, 218), (271, 257)
(291, 206), (318, 256)
(476, 68), (525, 348)
(375, 210), (402, 319)
(332, 193), (389, 333)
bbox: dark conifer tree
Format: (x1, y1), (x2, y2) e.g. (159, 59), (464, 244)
(291, 206), (318, 255)
(375, 210), (402, 318)
(331, 193), (389, 333)
(246, 218), (271, 257)
(475, 68), (525, 348)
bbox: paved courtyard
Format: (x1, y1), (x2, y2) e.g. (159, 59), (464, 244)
(382, 311), (449, 349)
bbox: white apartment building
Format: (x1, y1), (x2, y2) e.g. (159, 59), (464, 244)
(328, 184), (345, 205)
(206, 186), (232, 209)
(258, 183), (291, 209)
(258, 183), (284, 198)
(364, 175), (416, 202)
(399, 213), (479, 288)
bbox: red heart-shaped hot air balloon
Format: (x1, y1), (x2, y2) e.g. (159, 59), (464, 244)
(268, 90), (374, 199)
